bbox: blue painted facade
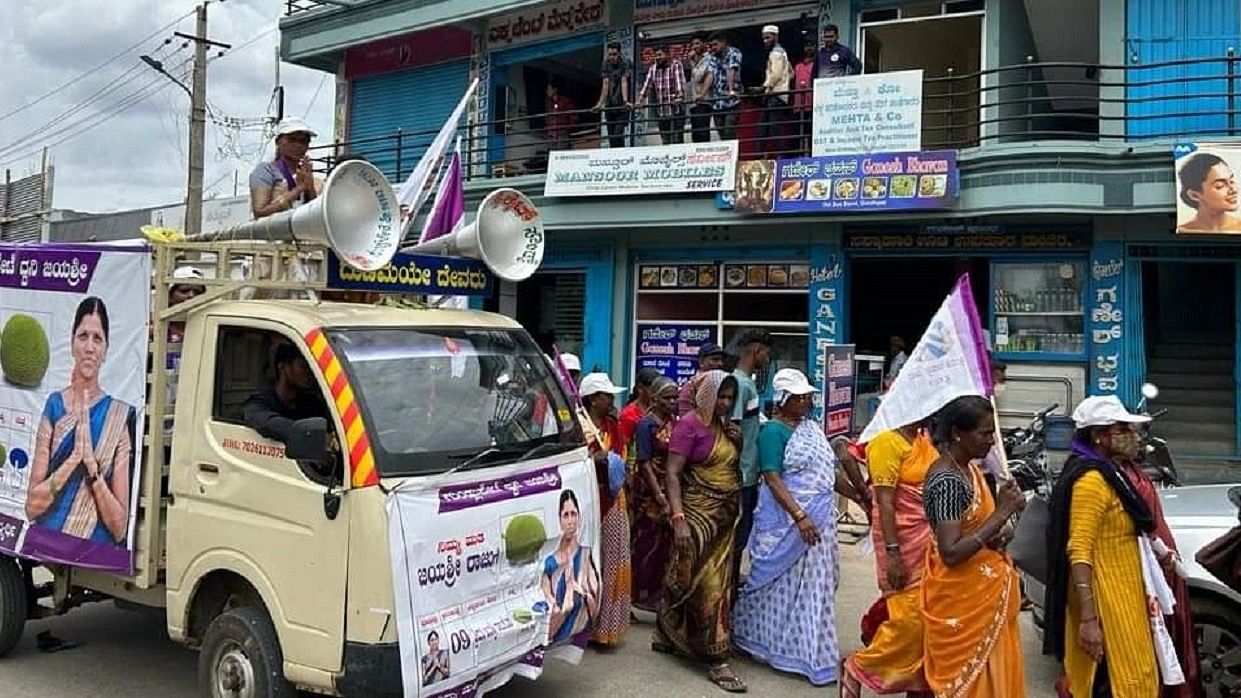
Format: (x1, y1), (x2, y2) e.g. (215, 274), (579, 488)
(1125, 0), (1241, 138)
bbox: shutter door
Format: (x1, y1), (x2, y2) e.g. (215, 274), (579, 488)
(349, 60), (471, 181)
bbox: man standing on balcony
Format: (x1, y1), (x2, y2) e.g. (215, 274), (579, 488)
(814, 23), (862, 80)
(595, 42), (633, 149)
(710, 32), (743, 142)
(687, 32), (718, 143)
(249, 117), (323, 220)
(758, 25), (793, 157)
(636, 46), (686, 145)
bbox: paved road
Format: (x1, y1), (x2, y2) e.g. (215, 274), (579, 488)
(3, 541), (1060, 697)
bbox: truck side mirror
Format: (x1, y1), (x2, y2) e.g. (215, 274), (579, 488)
(286, 417), (330, 464)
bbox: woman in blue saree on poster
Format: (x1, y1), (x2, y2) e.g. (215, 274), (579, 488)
(541, 489), (600, 644)
(26, 297), (135, 545)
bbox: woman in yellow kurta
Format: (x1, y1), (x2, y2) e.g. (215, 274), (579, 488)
(920, 396), (1027, 697)
(1044, 396), (1163, 698)
(842, 421), (937, 696)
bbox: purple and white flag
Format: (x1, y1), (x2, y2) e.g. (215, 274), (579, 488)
(859, 274), (993, 443)
(419, 139), (466, 244)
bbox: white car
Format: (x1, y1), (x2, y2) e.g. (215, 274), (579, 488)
(1021, 484), (1241, 697)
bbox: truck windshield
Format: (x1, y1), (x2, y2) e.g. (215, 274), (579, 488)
(326, 327), (583, 476)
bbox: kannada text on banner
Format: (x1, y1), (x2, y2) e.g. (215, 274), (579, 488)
(822, 344), (856, 438)
(634, 323), (718, 385)
(328, 251), (493, 296)
(813, 70), (923, 157)
(0, 244), (150, 573)
(544, 141), (739, 198)
(388, 457), (600, 698)
(734, 150), (958, 215)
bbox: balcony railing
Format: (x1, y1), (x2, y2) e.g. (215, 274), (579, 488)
(310, 54), (1241, 183)
(285, 0), (347, 16)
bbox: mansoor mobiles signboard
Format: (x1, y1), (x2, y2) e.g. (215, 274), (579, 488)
(544, 141), (739, 197)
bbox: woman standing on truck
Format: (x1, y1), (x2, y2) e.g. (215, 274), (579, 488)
(579, 372), (633, 647)
(26, 297), (135, 545)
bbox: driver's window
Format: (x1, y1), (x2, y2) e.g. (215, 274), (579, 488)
(210, 326), (343, 485)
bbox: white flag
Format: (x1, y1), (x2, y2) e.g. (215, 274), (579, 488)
(396, 77), (479, 241)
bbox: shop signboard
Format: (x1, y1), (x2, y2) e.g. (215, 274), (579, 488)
(634, 323), (718, 384)
(388, 457), (601, 697)
(1173, 142), (1241, 235)
(344, 27), (473, 79)
(813, 70), (923, 156)
(634, 0), (801, 23)
(807, 248), (845, 421)
(327, 251), (493, 296)
(822, 344), (856, 438)
(844, 230), (1090, 253)
(734, 150), (957, 215)
(545, 141), (739, 198)
(1088, 243), (1127, 398)
(0, 243), (150, 574)
(487, 0), (607, 49)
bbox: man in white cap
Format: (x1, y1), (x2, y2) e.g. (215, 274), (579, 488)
(249, 117), (323, 220)
(560, 352), (583, 386)
(759, 25), (793, 157)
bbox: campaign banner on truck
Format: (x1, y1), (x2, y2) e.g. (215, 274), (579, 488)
(813, 70), (923, 156)
(1174, 142), (1241, 235)
(821, 344), (856, 438)
(0, 243), (149, 574)
(388, 456), (600, 698)
(634, 323), (718, 385)
(544, 141), (739, 198)
(327, 251), (493, 296)
(734, 150), (958, 215)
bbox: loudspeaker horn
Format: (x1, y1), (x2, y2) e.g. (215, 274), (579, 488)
(408, 188), (545, 283)
(196, 160), (401, 272)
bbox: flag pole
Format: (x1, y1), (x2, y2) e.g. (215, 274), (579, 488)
(990, 395), (1012, 480)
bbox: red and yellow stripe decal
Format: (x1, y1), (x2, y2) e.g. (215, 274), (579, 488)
(304, 327), (379, 488)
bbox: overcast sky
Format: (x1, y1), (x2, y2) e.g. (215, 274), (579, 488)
(0, 0), (335, 213)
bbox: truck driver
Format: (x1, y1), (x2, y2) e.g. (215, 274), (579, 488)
(243, 343), (339, 478)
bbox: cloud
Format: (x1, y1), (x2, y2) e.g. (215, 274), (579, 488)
(0, 0), (335, 213)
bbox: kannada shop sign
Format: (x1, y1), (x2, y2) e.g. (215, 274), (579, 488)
(487, 0), (607, 49)
(387, 457), (600, 697)
(821, 344), (856, 438)
(633, 0), (798, 23)
(734, 150), (958, 215)
(814, 70), (923, 156)
(544, 141), (739, 198)
(634, 323), (718, 384)
(327, 251), (493, 296)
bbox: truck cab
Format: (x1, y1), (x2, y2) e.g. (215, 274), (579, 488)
(0, 240), (592, 698)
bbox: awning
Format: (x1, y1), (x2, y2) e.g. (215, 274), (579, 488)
(280, 0), (547, 70)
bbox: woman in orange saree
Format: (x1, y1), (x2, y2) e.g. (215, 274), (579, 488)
(921, 396), (1027, 698)
(842, 420), (937, 697)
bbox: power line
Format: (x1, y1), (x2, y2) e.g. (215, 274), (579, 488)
(303, 73), (330, 119)
(210, 25), (277, 63)
(0, 6), (198, 126)
(0, 60), (192, 166)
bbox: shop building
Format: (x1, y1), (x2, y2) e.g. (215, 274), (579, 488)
(280, 0), (1241, 464)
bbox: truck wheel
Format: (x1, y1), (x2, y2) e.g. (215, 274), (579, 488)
(0, 556), (27, 657)
(1193, 596), (1241, 697)
(199, 606), (295, 698)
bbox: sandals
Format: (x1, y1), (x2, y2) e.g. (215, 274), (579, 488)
(709, 663), (748, 693)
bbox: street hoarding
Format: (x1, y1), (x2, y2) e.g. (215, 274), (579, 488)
(545, 141), (739, 198)
(1174, 142), (1241, 235)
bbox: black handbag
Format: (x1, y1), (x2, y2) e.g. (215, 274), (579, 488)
(1008, 494), (1050, 585)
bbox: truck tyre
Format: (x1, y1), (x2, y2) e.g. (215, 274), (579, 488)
(0, 556), (27, 658)
(199, 606), (295, 698)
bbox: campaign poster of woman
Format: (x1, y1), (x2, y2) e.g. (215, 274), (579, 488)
(541, 489), (600, 644)
(25, 297), (137, 548)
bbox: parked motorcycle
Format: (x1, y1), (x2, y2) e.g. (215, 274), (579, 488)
(1135, 383), (1180, 488)
(1004, 403), (1058, 495)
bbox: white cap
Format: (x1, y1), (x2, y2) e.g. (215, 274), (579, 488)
(172, 265), (205, 281)
(1072, 395), (1151, 429)
(579, 373), (625, 396)
(560, 353), (581, 372)
(771, 368), (818, 395)
(762, 25), (780, 35)
(275, 117), (317, 138)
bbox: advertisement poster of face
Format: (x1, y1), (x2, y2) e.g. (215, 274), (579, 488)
(0, 244), (149, 573)
(1174, 143), (1241, 235)
(387, 457), (600, 698)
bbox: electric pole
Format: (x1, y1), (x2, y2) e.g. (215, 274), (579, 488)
(175, 3), (230, 237)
